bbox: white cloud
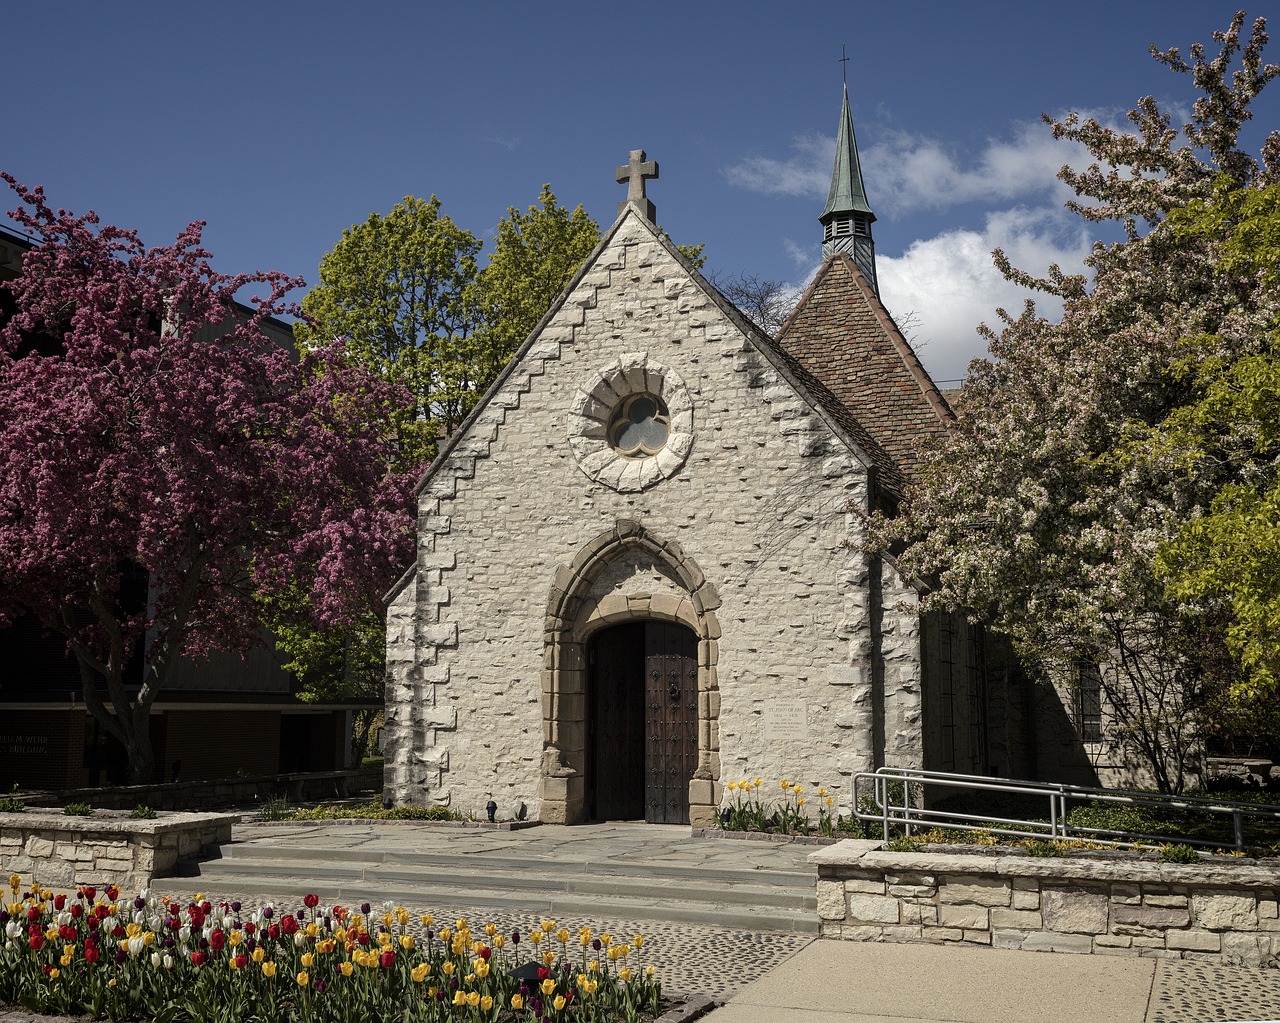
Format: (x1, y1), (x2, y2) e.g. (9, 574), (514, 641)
(877, 205), (1093, 383)
(724, 112), (1127, 216)
(724, 132), (832, 198)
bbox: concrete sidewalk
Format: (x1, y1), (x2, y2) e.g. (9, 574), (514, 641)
(706, 938), (1280, 1023)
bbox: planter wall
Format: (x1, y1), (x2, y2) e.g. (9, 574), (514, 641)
(812, 839), (1280, 968)
(0, 810), (238, 892)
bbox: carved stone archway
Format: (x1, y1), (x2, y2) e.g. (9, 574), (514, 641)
(540, 519), (722, 825)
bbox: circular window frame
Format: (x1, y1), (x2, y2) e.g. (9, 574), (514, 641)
(568, 354), (694, 492)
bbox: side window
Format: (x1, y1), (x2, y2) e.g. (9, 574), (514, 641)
(1073, 659), (1103, 742)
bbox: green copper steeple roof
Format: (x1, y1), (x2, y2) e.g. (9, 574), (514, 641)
(820, 85), (875, 222)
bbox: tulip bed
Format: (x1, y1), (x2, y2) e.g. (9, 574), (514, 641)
(720, 777), (843, 837)
(0, 875), (663, 1023)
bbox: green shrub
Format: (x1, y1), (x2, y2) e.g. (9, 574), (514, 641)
(259, 794), (291, 821)
(1158, 843), (1201, 864)
(0, 785), (25, 813)
(885, 834), (922, 853)
(1020, 839), (1066, 857)
(128, 805), (157, 820)
(62, 802), (93, 817)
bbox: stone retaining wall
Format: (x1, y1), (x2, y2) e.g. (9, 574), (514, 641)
(812, 839), (1280, 967)
(0, 811), (238, 892)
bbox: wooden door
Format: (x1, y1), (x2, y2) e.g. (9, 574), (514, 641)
(644, 623), (698, 824)
(588, 624), (646, 820)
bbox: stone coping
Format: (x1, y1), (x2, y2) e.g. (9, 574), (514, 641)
(0, 809), (242, 834)
(807, 838), (1280, 886)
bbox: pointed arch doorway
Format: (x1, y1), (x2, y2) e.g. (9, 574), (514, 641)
(586, 620), (698, 824)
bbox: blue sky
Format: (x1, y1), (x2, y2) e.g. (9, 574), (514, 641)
(4, 1), (1277, 383)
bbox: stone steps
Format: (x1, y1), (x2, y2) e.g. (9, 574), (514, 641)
(188, 838), (819, 934)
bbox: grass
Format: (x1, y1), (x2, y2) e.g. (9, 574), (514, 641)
(268, 800), (465, 823)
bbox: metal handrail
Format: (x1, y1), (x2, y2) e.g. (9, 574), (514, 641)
(852, 766), (1280, 851)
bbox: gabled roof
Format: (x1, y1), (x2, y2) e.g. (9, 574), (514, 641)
(412, 207), (905, 504)
(776, 253), (952, 473)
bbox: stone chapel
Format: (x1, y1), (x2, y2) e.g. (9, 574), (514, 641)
(383, 89), (1069, 826)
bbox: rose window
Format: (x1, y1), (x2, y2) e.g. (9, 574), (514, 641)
(609, 394), (670, 458)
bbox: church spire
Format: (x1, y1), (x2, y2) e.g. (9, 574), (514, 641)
(820, 83), (879, 295)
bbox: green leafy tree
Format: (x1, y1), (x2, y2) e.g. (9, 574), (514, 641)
(470, 184), (600, 384)
(1153, 178), (1280, 722)
(869, 14), (1278, 792)
(294, 195), (483, 468)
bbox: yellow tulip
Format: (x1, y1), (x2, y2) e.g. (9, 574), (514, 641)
(754, 777), (763, 788)
(798, 797), (806, 807)
(466, 992), (480, 1008)
(300, 952), (314, 968)
(633, 934), (645, 947)
(583, 978), (598, 995)
(339, 962), (353, 977)
(475, 959), (490, 978)
(818, 787), (828, 797)
(793, 784), (803, 795)
(305, 922), (319, 938)
(455, 918), (468, 931)
(452, 991), (466, 1007)
(620, 967), (633, 983)
(529, 930), (543, 945)
(542, 950), (556, 966)
(399, 934), (415, 950)
(484, 923), (497, 937)
(228, 929), (243, 947)
(481, 995), (493, 1011)
(511, 994), (525, 1010)
(553, 995), (566, 1011)
(727, 780), (738, 791)
(251, 947), (266, 963)
(395, 908), (409, 926)
(588, 960), (599, 973)
(541, 919), (556, 933)
(381, 912), (394, 927)
(262, 961), (277, 978)
(780, 779), (790, 789)
(49, 968), (59, 980)
(826, 797), (834, 807)
(541, 979), (557, 996)
(296, 971), (309, 987)
(556, 928), (570, 944)
(419, 914), (433, 927)
(646, 965), (656, 978)
(8, 874), (20, 893)
(494, 934), (505, 949)
(600, 933), (612, 947)
(441, 961), (455, 976)
(411, 963), (430, 983)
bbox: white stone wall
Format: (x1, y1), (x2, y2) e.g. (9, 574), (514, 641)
(385, 212), (896, 820)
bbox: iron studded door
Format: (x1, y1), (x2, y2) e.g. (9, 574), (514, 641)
(644, 623), (698, 824)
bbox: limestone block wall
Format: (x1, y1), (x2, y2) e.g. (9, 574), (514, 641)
(0, 811), (237, 892)
(814, 841), (1280, 967)
(385, 212), (895, 822)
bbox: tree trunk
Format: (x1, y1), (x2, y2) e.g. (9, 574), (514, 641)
(122, 717), (156, 786)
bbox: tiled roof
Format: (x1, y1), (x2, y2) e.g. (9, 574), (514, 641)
(776, 254), (953, 474)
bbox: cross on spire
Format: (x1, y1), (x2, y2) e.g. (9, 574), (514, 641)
(839, 44), (849, 84)
(616, 149), (659, 222)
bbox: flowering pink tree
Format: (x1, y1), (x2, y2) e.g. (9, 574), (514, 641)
(869, 15), (1279, 792)
(0, 176), (416, 784)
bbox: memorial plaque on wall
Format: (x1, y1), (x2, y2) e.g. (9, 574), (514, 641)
(765, 703), (807, 742)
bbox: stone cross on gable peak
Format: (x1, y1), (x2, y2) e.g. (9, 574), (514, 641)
(616, 149), (659, 222)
